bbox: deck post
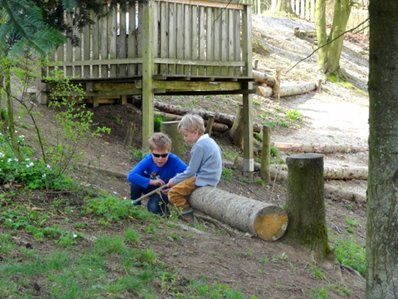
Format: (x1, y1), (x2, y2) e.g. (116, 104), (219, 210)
(142, 0), (155, 149)
(242, 82), (254, 172)
(242, 4), (254, 172)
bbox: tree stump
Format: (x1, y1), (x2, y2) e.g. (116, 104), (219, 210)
(190, 186), (288, 241)
(160, 121), (189, 162)
(260, 125), (271, 183)
(285, 153), (331, 259)
(229, 104), (244, 148)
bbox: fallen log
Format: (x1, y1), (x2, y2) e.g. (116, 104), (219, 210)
(278, 82), (317, 97)
(256, 85), (273, 97)
(233, 156), (368, 180)
(253, 70), (276, 87)
(273, 141), (368, 154)
(154, 101), (235, 127)
(154, 111), (229, 133)
(154, 101), (262, 133)
(190, 186), (288, 241)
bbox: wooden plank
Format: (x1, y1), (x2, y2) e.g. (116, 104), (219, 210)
(137, 1), (145, 76)
(101, 7), (108, 78)
(56, 43), (64, 74)
(213, 7), (221, 76)
(233, 9), (241, 76)
(48, 58), (142, 67)
(92, 13), (100, 78)
(242, 81), (254, 172)
(198, 7), (206, 76)
(109, 6), (117, 77)
(74, 22), (82, 78)
(228, 9), (235, 76)
(176, 3), (184, 74)
(127, 0), (137, 76)
(83, 23), (91, 77)
(220, 8), (228, 75)
(65, 14), (73, 77)
(118, 4), (127, 77)
(154, 80), (241, 91)
(242, 5), (252, 77)
(184, 4), (192, 75)
(191, 6), (199, 76)
(153, 1), (160, 75)
(154, 57), (243, 67)
(142, 0), (154, 149)
(160, 1), (169, 75)
(168, 2), (177, 75)
(156, 0), (245, 10)
(206, 7), (213, 76)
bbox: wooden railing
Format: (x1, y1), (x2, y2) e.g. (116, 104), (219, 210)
(44, 0), (252, 81)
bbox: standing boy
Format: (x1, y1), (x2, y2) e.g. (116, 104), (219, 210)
(127, 132), (187, 216)
(167, 114), (222, 222)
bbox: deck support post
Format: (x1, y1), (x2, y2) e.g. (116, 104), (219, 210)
(242, 82), (254, 172)
(142, 0), (154, 150)
(242, 4), (253, 172)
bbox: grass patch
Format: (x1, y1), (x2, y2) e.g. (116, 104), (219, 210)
(332, 236), (365, 276)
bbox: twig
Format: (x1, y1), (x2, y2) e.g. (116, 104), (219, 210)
(286, 17), (370, 74)
(132, 184), (168, 205)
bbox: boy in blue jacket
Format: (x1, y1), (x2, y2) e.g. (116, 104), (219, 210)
(127, 132), (187, 216)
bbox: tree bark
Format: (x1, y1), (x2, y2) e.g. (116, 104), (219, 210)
(229, 104), (244, 148)
(367, 1), (398, 296)
(190, 186), (288, 241)
(285, 153), (331, 259)
(253, 70), (275, 87)
(260, 125), (271, 183)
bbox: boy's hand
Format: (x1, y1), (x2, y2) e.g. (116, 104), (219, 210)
(150, 178), (165, 186)
(167, 180), (175, 188)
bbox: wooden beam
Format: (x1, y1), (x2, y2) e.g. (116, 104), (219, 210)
(242, 81), (254, 172)
(142, 0), (155, 150)
(156, 0), (246, 10)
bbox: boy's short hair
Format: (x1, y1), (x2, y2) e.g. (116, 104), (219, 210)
(148, 132), (172, 151)
(178, 114), (205, 134)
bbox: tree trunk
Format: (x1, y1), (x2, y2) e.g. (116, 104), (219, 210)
(260, 125), (271, 183)
(274, 0), (294, 14)
(367, 1), (398, 296)
(324, 0), (351, 74)
(316, 0), (352, 74)
(274, 141), (367, 154)
(229, 105), (244, 148)
(190, 186), (288, 241)
(285, 153), (331, 259)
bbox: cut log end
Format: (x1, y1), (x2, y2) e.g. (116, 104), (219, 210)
(254, 208), (288, 241)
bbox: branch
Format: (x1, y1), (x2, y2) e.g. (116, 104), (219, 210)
(286, 17), (370, 74)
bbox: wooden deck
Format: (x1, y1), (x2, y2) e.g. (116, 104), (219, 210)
(40, 0), (255, 171)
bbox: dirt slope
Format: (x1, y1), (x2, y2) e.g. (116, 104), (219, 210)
(21, 16), (369, 298)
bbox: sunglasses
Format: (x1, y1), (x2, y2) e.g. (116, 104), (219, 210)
(152, 153), (169, 158)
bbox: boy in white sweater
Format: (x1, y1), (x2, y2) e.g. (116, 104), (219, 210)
(167, 114), (222, 222)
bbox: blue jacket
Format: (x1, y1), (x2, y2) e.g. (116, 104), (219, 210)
(127, 153), (187, 188)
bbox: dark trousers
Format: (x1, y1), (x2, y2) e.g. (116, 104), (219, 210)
(130, 184), (169, 216)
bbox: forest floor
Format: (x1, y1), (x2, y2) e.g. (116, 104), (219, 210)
(14, 15), (369, 298)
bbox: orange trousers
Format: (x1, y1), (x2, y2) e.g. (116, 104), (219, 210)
(168, 176), (196, 211)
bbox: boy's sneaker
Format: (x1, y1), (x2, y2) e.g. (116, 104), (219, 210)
(178, 208), (194, 224)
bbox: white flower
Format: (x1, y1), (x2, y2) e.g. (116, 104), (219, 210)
(26, 162), (34, 168)
(7, 158), (12, 163)
(25, 158), (30, 161)
(0, 152), (4, 158)
(46, 164), (52, 169)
